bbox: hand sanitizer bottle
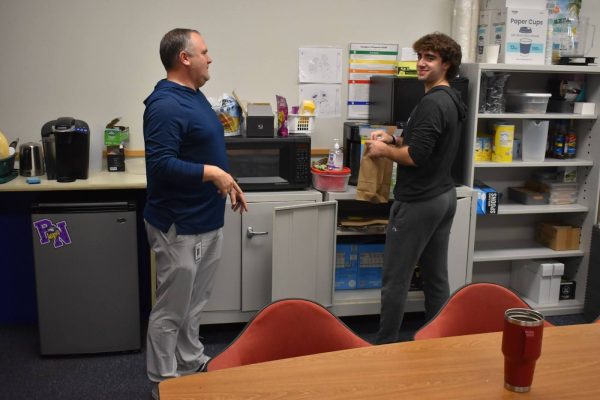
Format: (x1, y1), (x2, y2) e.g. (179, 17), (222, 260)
(327, 138), (343, 170)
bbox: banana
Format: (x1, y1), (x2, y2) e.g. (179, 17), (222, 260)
(0, 130), (10, 159)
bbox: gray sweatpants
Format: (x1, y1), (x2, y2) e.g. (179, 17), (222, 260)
(145, 222), (222, 382)
(376, 188), (457, 344)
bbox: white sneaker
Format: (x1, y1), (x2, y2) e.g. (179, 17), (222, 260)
(197, 356), (211, 372)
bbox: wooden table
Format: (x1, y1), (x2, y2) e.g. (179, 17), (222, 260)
(160, 323), (600, 399)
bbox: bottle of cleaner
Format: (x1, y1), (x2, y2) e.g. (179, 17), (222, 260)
(327, 138), (343, 170)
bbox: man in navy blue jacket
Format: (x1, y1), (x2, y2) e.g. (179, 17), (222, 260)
(365, 32), (467, 344)
(143, 28), (247, 391)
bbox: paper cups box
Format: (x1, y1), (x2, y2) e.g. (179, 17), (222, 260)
(496, 8), (548, 64)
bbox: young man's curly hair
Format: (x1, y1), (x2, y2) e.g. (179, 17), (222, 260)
(413, 32), (462, 80)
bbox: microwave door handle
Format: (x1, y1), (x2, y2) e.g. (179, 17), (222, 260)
(247, 226), (269, 238)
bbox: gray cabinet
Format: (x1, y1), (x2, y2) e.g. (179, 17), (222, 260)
(272, 201), (337, 306)
(203, 190), (321, 324)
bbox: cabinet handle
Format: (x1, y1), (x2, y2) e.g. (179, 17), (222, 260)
(247, 226), (269, 238)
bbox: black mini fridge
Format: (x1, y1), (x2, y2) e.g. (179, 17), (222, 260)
(31, 202), (140, 355)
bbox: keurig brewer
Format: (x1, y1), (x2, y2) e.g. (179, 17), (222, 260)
(42, 117), (90, 182)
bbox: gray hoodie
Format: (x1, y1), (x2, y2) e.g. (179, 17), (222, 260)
(394, 85), (468, 202)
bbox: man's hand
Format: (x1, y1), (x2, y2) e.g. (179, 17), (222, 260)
(364, 139), (389, 158)
(229, 181), (248, 214)
(369, 129), (393, 144)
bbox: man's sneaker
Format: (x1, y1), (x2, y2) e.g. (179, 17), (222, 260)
(196, 356), (211, 372)
(151, 383), (159, 400)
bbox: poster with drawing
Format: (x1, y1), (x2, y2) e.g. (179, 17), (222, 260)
(299, 47), (343, 84)
(298, 84), (341, 118)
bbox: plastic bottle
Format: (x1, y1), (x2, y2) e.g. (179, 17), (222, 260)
(327, 138), (343, 170)
(565, 121), (577, 158)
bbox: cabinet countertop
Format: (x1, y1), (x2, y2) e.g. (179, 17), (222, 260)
(0, 170), (147, 192)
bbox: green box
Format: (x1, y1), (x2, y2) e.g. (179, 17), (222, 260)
(104, 127), (130, 146)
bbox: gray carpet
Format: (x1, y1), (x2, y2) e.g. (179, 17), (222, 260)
(0, 313), (587, 400)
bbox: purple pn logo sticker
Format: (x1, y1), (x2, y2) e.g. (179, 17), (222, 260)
(33, 219), (72, 248)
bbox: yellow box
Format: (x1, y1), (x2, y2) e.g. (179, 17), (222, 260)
(475, 135), (493, 161)
(395, 61), (417, 78)
(492, 124), (514, 162)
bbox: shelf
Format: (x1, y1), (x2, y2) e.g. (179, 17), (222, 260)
(496, 203), (588, 215)
(477, 63), (600, 74)
(337, 227), (386, 236)
(521, 298), (584, 317)
(333, 288), (424, 303)
(475, 158), (593, 168)
(473, 240), (584, 262)
(478, 113), (597, 120)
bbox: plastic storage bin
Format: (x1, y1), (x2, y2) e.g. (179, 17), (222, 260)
(311, 166), (350, 192)
(507, 93), (551, 113)
(522, 120), (549, 161)
(288, 114), (314, 134)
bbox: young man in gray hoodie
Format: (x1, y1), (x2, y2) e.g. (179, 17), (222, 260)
(365, 32), (467, 344)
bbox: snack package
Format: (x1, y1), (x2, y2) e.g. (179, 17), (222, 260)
(276, 95), (288, 137)
(212, 93), (242, 136)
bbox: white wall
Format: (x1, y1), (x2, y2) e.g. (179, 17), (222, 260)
(0, 0), (598, 170)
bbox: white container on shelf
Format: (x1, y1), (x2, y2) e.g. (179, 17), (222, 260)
(506, 93), (551, 113)
(521, 120), (549, 162)
(510, 259), (564, 305)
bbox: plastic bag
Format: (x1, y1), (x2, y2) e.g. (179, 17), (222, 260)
(482, 73), (511, 113)
(276, 95), (288, 137)
(211, 93), (242, 136)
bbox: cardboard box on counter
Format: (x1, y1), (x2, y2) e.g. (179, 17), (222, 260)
(536, 222), (580, 251)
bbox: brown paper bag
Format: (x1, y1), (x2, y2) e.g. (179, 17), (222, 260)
(356, 148), (393, 203)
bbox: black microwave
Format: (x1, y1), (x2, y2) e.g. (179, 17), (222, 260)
(224, 134), (311, 191)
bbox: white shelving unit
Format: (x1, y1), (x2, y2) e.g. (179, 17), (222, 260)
(461, 63), (600, 316)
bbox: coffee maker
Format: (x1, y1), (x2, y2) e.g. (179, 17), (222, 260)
(42, 117), (90, 182)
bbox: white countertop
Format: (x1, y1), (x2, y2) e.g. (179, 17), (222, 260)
(0, 170), (147, 192)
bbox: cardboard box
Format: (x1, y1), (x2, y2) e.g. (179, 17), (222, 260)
(357, 244), (384, 289)
(246, 103), (274, 138)
(498, 8), (548, 64)
(574, 102), (596, 115)
(395, 61), (417, 78)
(511, 259), (564, 304)
(335, 244), (358, 290)
(559, 279), (576, 300)
(536, 222), (581, 250)
(508, 186), (549, 205)
(474, 180), (499, 215)
(480, 0), (546, 10)
(477, 10), (496, 62)
(106, 145), (125, 172)
(104, 118), (130, 146)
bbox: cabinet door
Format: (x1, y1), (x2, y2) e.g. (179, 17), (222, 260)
(448, 196), (472, 293)
(272, 201), (337, 306)
(204, 205), (242, 311)
(241, 201), (313, 312)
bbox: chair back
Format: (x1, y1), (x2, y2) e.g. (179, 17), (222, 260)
(414, 283), (553, 340)
(207, 299), (371, 371)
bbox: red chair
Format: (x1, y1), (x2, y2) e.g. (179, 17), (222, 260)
(414, 283), (554, 340)
(207, 298), (371, 371)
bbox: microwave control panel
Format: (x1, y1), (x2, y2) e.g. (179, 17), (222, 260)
(295, 146), (310, 183)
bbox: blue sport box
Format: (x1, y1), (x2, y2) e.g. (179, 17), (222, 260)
(335, 244), (358, 290)
(357, 244), (385, 289)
